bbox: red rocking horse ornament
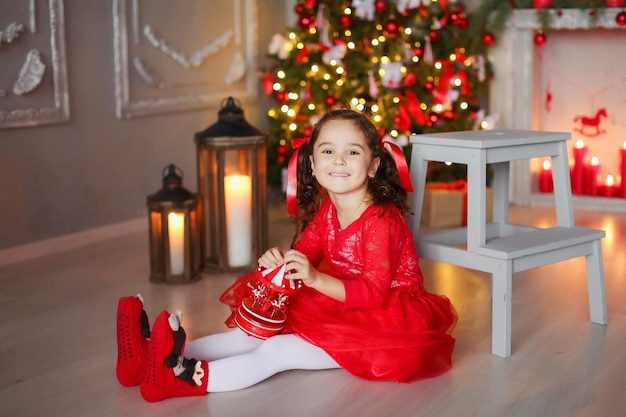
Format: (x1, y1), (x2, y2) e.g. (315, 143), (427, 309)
(234, 264), (302, 339)
(573, 108), (607, 137)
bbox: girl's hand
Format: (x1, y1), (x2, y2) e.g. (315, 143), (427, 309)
(257, 247), (286, 269)
(283, 249), (319, 287)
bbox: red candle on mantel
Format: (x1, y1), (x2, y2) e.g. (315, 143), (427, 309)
(538, 160), (553, 193)
(600, 175), (618, 198)
(585, 156), (601, 196)
(619, 141), (626, 198)
(571, 139), (588, 195)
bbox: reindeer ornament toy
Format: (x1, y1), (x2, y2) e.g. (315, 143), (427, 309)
(234, 264), (302, 339)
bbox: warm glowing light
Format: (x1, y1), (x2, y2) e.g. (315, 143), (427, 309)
(287, 108), (296, 117)
(307, 103), (316, 110)
(372, 39), (379, 46)
(433, 103), (443, 112)
(280, 104), (289, 112)
(289, 123), (297, 131)
(272, 83), (281, 91)
(392, 96), (400, 104)
(276, 70), (285, 78)
(591, 156), (599, 166)
(311, 64), (319, 73)
(606, 175), (615, 186)
(373, 115), (382, 122)
(412, 56), (420, 63)
(347, 41), (355, 49)
(575, 139), (585, 149)
(288, 32), (296, 40)
(381, 55), (390, 64)
(434, 61), (442, 69)
(390, 130), (398, 137)
(323, 73), (331, 80)
(543, 160), (551, 170)
(336, 67), (344, 74)
(287, 92), (298, 100)
(371, 104), (379, 112)
(404, 27), (412, 35)
(459, 102), (468, 109)
(450, 53), (457, 61)
(623, 141), (626, 149)
(453, 77), (462, 87)
(296, 42), (304, 49)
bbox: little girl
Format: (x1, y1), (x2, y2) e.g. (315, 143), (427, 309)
(116, 109), (457, 402)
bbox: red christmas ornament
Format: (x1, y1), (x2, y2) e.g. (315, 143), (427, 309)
(325, 95), (337, 107)
(533, 0), (552, 8)
(298, 14), (315, 30)
(482, 32), (495, 46)
(606, 0), (625, 7)
(384, 18), (401, 37)
(616, 11), (626, 26)
(534, 31), (547, 46)
(424, 80), (434, 91)
(340, 14), (352, 28)
(294, 4), (304, 15)
(375, 0), (388, 14)
(413, 46), (423, 58)
(429, 30), (441, 42)
(456, 17), (469, 29)
(275, 91), (287, 102)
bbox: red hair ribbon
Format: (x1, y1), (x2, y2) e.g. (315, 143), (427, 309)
(378, 129), (413, 192)
(286, 137), (310, 215)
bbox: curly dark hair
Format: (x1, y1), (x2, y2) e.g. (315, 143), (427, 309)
(292, 109), (412, 243)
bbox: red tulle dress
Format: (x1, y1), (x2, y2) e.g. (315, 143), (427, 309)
(221, 198), (458, 383)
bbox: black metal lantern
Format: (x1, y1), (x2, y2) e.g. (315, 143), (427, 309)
(195, 97), (268, 273)
(147, 164), (200, 284)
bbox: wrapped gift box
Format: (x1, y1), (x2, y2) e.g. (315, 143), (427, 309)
(421, 181), (493, 228)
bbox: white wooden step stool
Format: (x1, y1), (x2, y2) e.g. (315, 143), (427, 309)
(408, 129), (608, 358)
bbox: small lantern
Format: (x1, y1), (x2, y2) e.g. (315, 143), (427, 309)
(194, 97), (268, 273)
(147, 164), (200, 284)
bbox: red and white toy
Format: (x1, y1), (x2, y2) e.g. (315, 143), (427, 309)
(234, 264), (302, 339)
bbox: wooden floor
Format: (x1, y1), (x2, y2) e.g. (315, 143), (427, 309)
(1, 202), (625, 417)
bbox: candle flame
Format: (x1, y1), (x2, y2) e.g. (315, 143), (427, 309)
(542, 160), (551, 170)
(575, 139), (585, 149)
(606, 175), (615, 186)
(591, 156), (599, 166)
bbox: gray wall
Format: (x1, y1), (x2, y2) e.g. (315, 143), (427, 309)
(0, 0), (286, 250)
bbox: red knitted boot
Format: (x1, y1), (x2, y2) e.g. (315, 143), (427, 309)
(140, 310), (209, 402)
(116, 294), (151, 387)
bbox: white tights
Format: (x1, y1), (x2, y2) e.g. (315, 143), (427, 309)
(183, 329), (340, 392)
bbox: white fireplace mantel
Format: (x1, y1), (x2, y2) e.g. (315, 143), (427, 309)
(489, 9), (626, 212)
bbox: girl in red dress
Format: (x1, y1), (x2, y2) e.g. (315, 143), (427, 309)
(116, 109), (457, 402)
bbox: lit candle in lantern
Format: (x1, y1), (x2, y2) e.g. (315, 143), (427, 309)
(619, 141), (626, 198)
(224, 175), (252, 267)
(539, 159), (553, 193)
(168, 212), (185, 275)
(585, 156), (601, 196)
(572, 139), (588, 195)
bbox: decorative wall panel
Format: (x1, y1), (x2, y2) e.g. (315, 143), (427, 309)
(112, 0), (258, 119)
(0, 0), (69, 128)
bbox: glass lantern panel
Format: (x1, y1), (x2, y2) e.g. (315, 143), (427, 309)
(149, 211), (163, 275)
(223, 148), (253, 268)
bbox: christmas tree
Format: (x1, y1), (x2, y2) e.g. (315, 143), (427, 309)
(261, 0), (498, 186)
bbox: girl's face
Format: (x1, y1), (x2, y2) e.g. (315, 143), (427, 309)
(310, 119), (380, 196)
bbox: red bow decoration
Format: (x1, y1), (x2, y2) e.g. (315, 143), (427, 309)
(286, 137), (310, 215)
(379, 131), (414, 193)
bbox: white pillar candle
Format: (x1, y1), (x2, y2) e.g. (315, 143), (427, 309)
(168, 212), (185, 275)
(224, 175), (252, 267)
